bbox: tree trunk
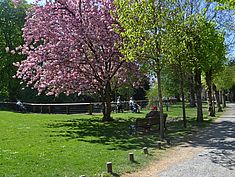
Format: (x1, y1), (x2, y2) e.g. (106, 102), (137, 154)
(179, 66), (186, 128)
(102, 81), (113, 122)
(219, 91), (222, 104)
(195, 69), (203, 123)
(205, 70), (215, 117)
(156, 70), (164, 139)
(166, 97), (169, 111)
(175, 94), (181, 102)
(214, 86), (223, 112)
(222, 89), (226, 108)
(212, 88), (216, 115)
(189, 75), (196, 107)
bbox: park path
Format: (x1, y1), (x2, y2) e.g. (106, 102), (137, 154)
(122, 103), (235, 177)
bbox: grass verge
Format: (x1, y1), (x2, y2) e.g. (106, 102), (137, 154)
(0, 104), (220, 176)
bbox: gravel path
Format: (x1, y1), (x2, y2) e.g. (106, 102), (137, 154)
(123, 103), (235, 177)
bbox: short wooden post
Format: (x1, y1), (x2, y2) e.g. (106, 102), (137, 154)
(129, 153), (134, 162)
(48, 106), (51, 114)
(143, 147), (148, 155)
(158, 141), (161, 149)
(166, 138), (171, 145)
(106, 162), (112, 173)
(66, 106), (69, 114)
(88, 104), (93, 115)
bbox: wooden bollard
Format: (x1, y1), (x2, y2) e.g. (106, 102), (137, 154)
(48, 106), (51, 114)
(66, 106), (69, 114)
(158, 141), (161, 149)
(88, 104), (93, 115)
(166, 138), (171, 145)
(143, 147), (148, 155)
(106, 162), (112, 173)
(129, 153), (134, 162)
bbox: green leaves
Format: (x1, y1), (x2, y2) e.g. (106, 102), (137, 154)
(114, 0), (169, 70)
(214, 63), (235, 90)
(0, 0), (28, 100)
(208, 0), (235, 10)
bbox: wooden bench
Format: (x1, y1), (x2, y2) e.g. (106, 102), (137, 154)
(135, 118), (151, 132)
(145, 111), (167, 130)
(134, 111), (168, 132)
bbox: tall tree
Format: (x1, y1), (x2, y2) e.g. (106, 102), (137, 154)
(0, 0), (28, 101)
(14, 0), (141, 121)
(164, 7), (192, 128)
(180, 15), (207, 123)
(188, 16), (226, 121)
(202, 23), (227, 115)
(114, 0), (173, 139)
(214, 63), (235, 107)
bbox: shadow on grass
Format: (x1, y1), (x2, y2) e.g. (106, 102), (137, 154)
(47, 117), (162, 151)
(46, 115), (220, 152)
(164, 116), (213, 139)
(111, 172), (120, 177)
(46, 114), (214, 151)
(47, 104), (235, 171)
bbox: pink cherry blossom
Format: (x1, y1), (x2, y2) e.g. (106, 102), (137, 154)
(15, 0), (143, 120)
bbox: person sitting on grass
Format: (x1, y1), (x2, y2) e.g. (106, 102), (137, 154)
(129, 97), (134, 111)
(129, 97), (140, 113)
(116, 96), (123, 113)
(16, 100), (26, 113)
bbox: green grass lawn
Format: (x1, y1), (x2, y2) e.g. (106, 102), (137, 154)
(0, 104), (219, 176)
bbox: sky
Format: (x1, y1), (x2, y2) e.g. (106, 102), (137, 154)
(26, 0), (46, 4)
(26, 0), (34, 3)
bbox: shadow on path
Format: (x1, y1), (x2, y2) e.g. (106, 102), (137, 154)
(185, 111), (235, 170)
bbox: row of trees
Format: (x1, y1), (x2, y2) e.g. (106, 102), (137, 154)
(1, 0), (235, 139)
(114, 0), (235, 138)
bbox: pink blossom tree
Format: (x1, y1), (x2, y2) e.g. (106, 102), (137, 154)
(14, 0), (141, 121)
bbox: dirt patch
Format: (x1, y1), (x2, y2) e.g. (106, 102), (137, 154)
(122, 143), (204, 177)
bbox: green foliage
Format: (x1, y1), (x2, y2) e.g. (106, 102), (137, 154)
(146, 74), (180, 108)
(180, 14), (226, 72)
(161, 65), (182, 97)
(0, 0), (29, 100)
(114, 0), (171, 70)
(114, 0), (174, 138)
(166, 9), (227, 73)
(208, 0), (235, 10)
(198, 21), (227, 73)
(146, 82), (158, 107)
(116, 85), (135, 100)
(214, 63), (235, 90)
(17, 86), (100, 103)
(157, 4), (227, 105)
